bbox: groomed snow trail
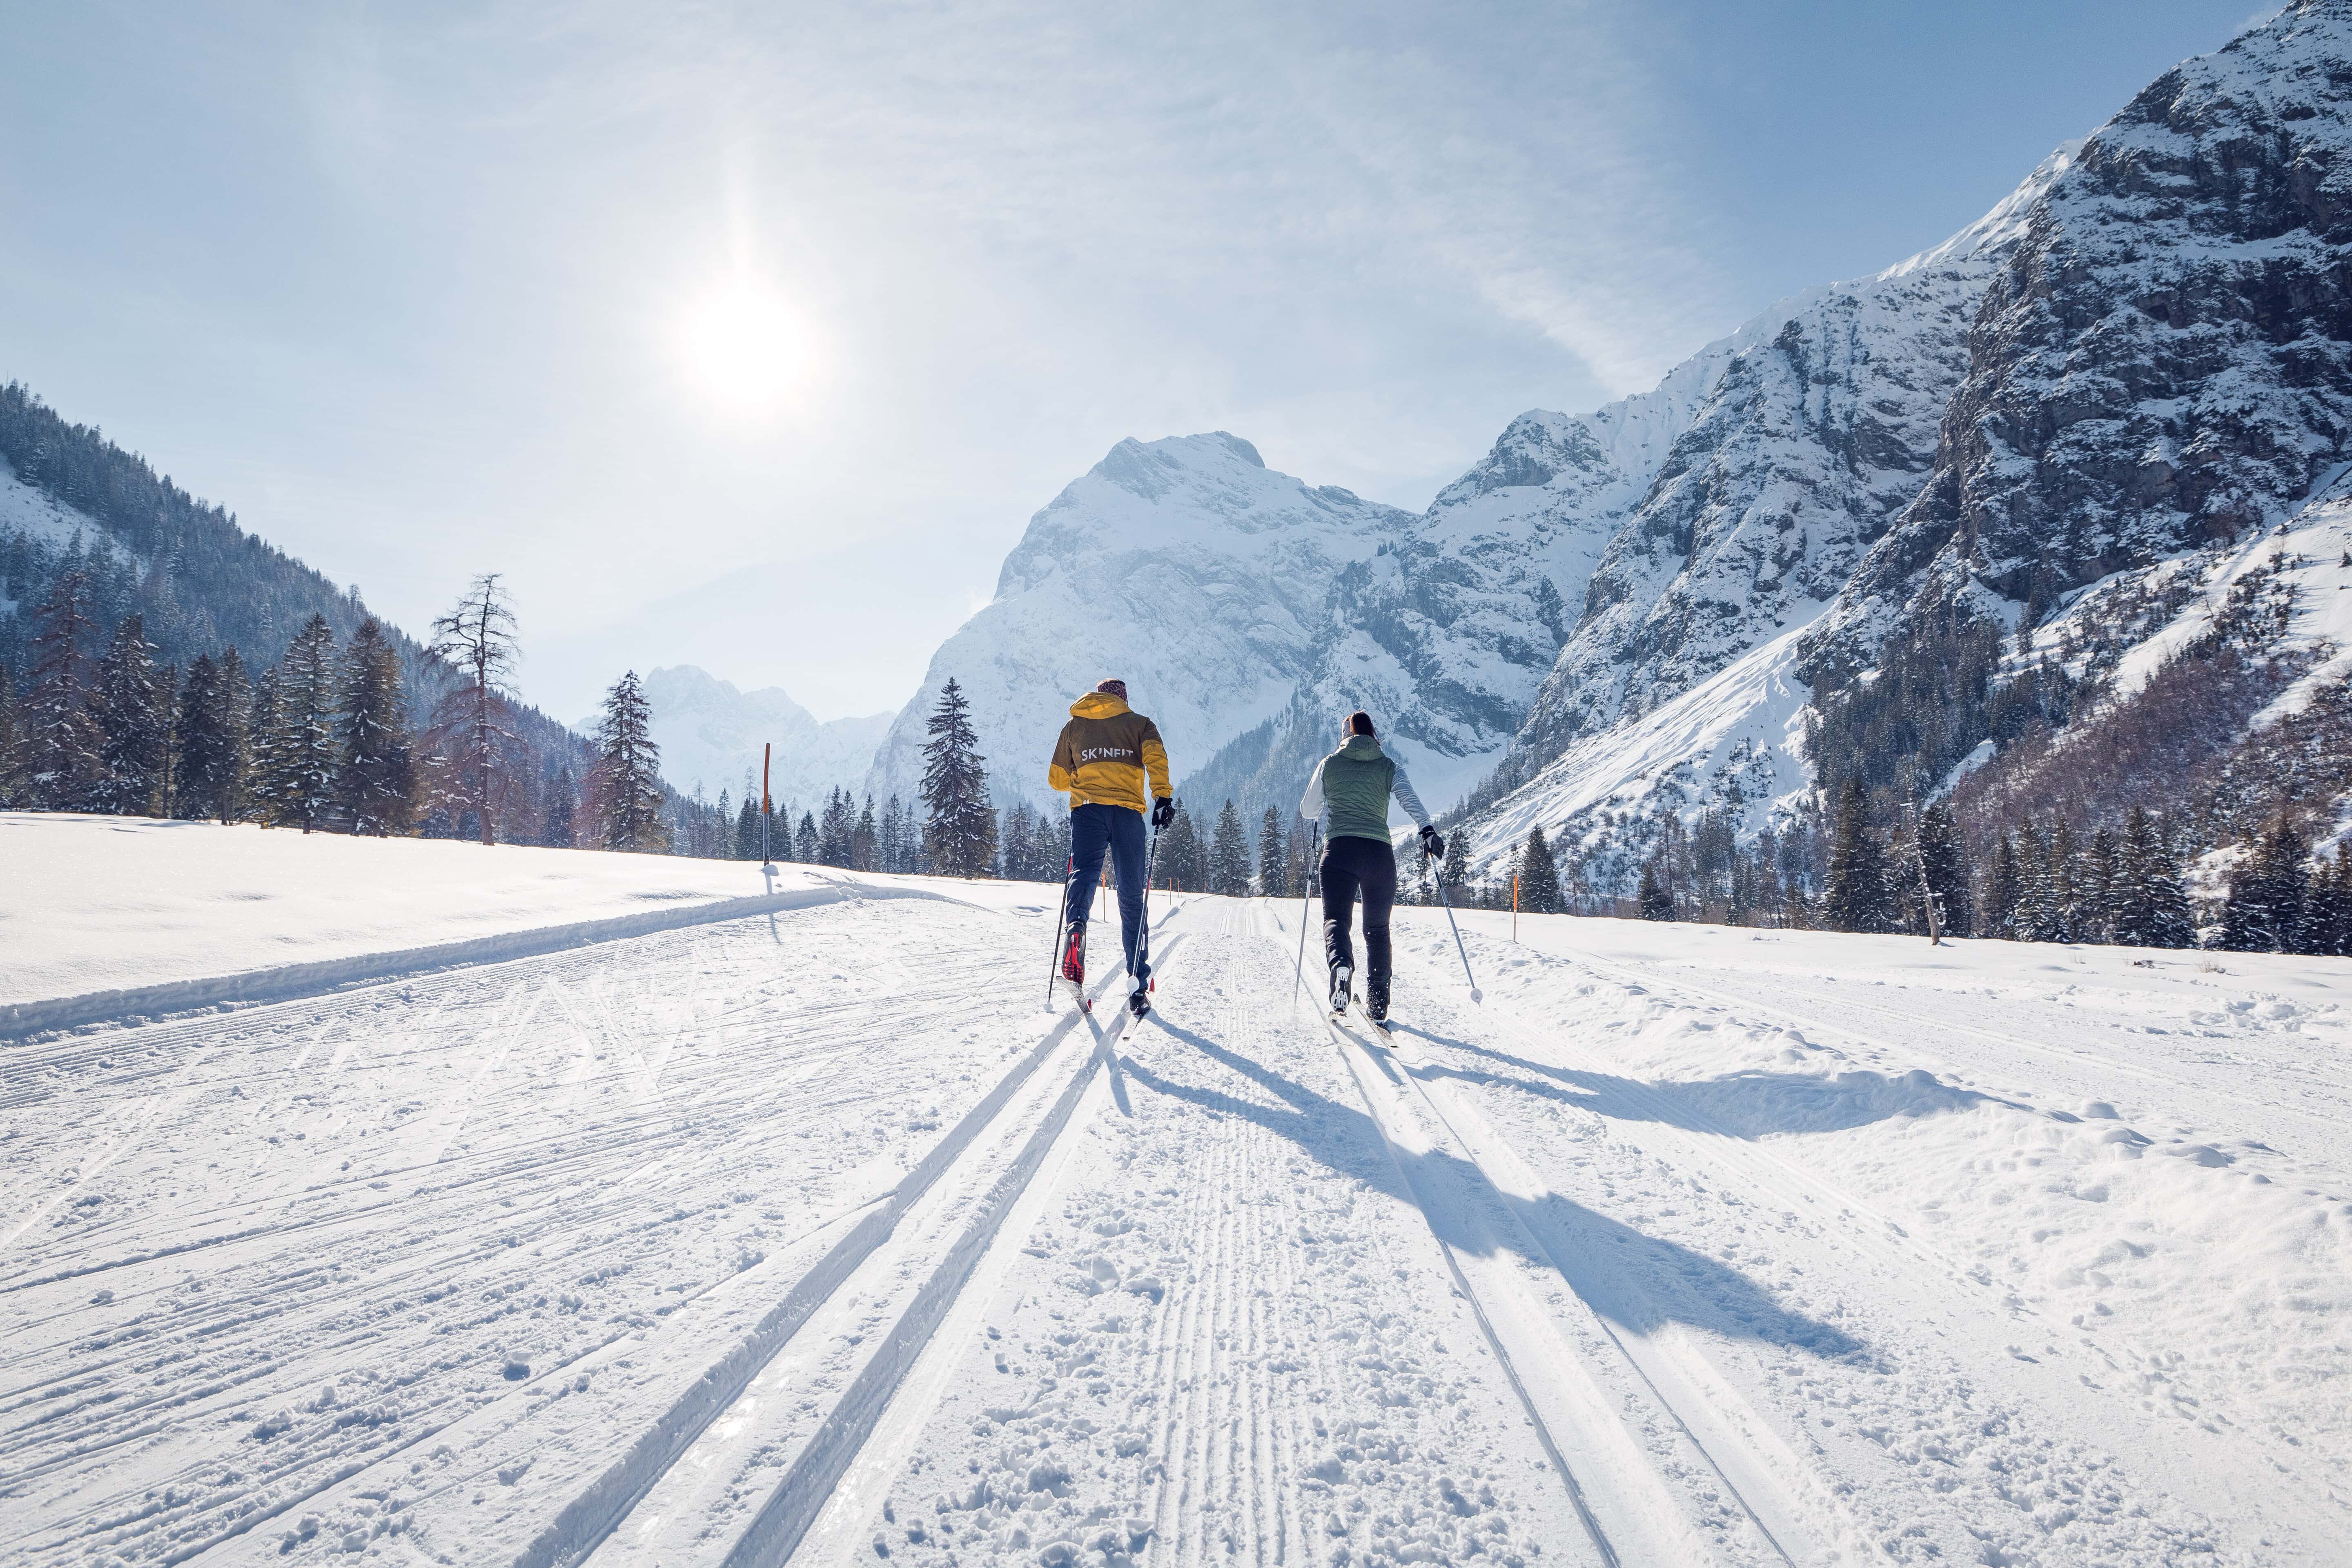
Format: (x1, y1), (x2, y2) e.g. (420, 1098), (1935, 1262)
(0, 893), (1083, 1566)
(8, 869), (2345, 1566)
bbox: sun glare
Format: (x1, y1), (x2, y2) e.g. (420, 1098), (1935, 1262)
(673, 281), (816, 416)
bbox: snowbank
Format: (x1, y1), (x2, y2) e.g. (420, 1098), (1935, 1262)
(0, 813), (971, 1032)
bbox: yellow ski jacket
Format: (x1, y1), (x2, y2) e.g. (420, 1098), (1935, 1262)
(1047, 693), (1172, 814)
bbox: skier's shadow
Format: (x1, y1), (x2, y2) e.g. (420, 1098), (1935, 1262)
(1386, 1026), (2013, 1138)
(1120, 1019), (1860, 1359)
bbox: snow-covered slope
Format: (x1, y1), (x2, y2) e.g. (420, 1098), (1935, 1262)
(1515, 146), (2068, 762)
(591, 665), (891, 812)
(1461, 0), (2352, 882)
(863, 433), (1424, 813)
(8, 819), (2351, 1565)
(1809, 0), (2352, 667)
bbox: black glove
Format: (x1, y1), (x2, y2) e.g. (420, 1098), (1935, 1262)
(1419, 825), (1446, 861)
(1151, 797), (1176, 831)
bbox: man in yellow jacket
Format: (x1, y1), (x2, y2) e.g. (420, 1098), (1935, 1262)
(1047, 678), (1174, 1014)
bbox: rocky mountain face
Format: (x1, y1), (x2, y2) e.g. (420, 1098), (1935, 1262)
(1808, 0), (2352, 667)
(1515, 151), (2064, 761)
(589, 665), (891, 815)
(863, 434), (1430, 816)
(865, 1), (2352, 885)
(1454, 0), (2352, 886)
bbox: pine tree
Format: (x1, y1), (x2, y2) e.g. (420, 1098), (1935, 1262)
(2049, 823), (2084, 942)
(247, 665), (287, 825)
(175, 655), (229, 822)
(272, 614), (339, 832)
(589, 669), (668, 851)
(22, 570), (105, 810)
(2016, 827), (2065, 942)
(0, 664), (20, 807)
(797, 809), (819, 864)
(2082, 825), (2123, 944)
(1518, 826), (1565, 915)
(1984, 831), (2024, 938)
(427, 572), (522, 845)
(1159, 800), (1204, 890)
(878, 794), (906, 873)
(920, 678), (996, 878)
(2112, 808), (2161, 946)
(1637, 858), (1675, 921)
(334, 617), (413, 835)
(1035, 803), (1071, 885)
(2303, 846), (2352, 958)
(91, 614), (171, 816)
(853, 795), (878, 871)
(1820, 780), (1894, 933)
(1257, 807), (1287, 898)
(1910, 801), (1965, 937)
(2222, 813), (2308, 953)
(734, 791), (761, 860)
(1209, 799), (1252, 896)
(544, 764), (578, 848)
(819, 787), (856, 867)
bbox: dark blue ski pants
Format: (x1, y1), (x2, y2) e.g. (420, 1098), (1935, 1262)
(1064, 803), (1149, 983)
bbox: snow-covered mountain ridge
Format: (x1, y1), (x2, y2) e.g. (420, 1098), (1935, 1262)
(1454, 0), (2352, 887)
(866, 0), (2352, 891)
(582, 665), (891, 815)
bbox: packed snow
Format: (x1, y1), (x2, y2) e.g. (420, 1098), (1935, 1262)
(5, 821), (2348, 1566)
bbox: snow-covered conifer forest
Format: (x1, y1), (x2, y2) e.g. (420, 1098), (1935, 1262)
(10, 2), (2352, 1564)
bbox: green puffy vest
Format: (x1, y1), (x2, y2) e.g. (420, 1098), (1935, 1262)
(1323, 736), (1397, 843)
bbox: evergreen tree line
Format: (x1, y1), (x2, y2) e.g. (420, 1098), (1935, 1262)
(0, 568), (684, 853)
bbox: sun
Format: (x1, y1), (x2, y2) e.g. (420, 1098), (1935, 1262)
(673, 281), (816, 416)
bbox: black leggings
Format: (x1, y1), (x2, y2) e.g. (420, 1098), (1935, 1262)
(1320, 835), (1396, 1000)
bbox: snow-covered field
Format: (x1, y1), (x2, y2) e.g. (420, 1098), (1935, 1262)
(4, 822), (2348, 1566)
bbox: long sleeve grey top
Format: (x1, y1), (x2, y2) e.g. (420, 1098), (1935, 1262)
(1298, 736), (1432, 844)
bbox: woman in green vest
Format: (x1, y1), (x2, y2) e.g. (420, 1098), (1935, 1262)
(1298, 710), (1444, 1023)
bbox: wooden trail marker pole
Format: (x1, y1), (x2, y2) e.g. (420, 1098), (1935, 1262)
(761, 743), (773, 866)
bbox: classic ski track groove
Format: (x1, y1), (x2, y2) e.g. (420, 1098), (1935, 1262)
(577, 910), (1182, 1568)
(0, 913), (1037, 1566)
(1486, 935), (2352, 1541)
(1562, 942), (2336, 1141)
(1294, 900), (1864, 1568)
(1310, 1007), (1649, 1566)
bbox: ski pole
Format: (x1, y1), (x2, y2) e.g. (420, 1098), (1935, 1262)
(1045, 853), (1073, 1009)
(1291, 824), (1321, 1007)
(1134, 827), (1161, 989)
(1431, 848), (1483, 1002)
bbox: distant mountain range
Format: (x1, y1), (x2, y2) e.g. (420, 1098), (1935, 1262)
(584, 665), (890, 813)
(16, 0), (2352, 893)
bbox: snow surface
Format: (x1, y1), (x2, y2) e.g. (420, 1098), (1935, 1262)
(0, 812), (839, 1015)
(5, 821), (2349, 1566)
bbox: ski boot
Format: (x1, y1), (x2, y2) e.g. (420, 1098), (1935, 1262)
(1128, 987), (1150, 1018)
(1329, 963), (1352, 1015)
(1061, 923), (1087, 985)
(1366, 979), (1390, 1030)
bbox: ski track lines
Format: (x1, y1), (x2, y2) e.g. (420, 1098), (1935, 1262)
(0, 900), (1052, 1566)
(1388, 921), (2272, 1564)
(820, 902), (1592, 1568)
(1503, 935), (2349, 1539)
(575, 930), (1176, 1568)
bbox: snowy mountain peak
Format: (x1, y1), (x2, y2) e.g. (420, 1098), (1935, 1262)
(588, 665), (891, 811)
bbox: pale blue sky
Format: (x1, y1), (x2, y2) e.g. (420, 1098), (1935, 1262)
(0, 1), (2264, 719)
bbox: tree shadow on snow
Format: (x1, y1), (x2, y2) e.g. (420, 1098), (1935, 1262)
(1121, 1019), (1861, 1360)
(1388, 1027), (2015, 1139)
